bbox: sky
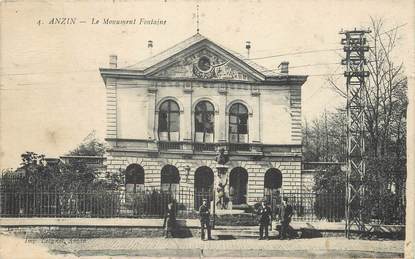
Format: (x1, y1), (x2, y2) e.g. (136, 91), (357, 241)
(0, 0), (413, 169)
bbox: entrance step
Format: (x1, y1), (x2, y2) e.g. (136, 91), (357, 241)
(215, 212), (258, 226)
(231, 204), (250, 210)
(215, 209), (247, 215)
(213, 226), (279, 239)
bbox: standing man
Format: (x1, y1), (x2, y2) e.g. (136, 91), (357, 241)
(257, 200), (271, 240)
(199, 199), (212, 241)
(163, 201), (176, 238)
(279, 197), (293, 240)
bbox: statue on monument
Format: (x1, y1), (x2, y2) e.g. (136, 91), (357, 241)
(216, 178), (229, 209)
(215, 148), (230, 209)
(215, 148), (229, 165)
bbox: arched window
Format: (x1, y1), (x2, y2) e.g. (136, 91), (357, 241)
(264, 168), (282, 190)
(229, 103), (249, 143)
(125, 164), (145, 193)
(195, 101), (214, 143)
(158, 100), (180, 141)
(161, 165), (180, 195)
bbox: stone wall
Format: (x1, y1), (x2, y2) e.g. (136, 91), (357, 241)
(7, 226), (198, 239)
(106, 151), (302, 205)
(301, 171), (316, 192)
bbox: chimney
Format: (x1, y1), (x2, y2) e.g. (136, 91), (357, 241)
(148, 40), (153, 56)
(109, 55), (117, 68)
(278, 61), (289, 74)
(245, 41), (251, 58)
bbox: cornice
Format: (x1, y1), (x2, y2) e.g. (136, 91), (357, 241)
(99, 68), (307, 87)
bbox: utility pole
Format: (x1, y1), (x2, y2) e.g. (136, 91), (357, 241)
(340, 29), (370, 238)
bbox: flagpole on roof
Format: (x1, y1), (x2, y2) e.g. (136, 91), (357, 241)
(196, 4), (200, 34)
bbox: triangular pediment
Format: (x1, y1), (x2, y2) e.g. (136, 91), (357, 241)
(127, 34), (275, 82)
(151, 47), (260, 81)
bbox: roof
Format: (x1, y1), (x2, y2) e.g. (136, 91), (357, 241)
(122, 33), (280, 77)
(124, 33), (206, 71)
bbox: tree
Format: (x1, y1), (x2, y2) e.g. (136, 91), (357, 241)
(364, 18), (407, 158)
(327, 17), (408, 159)
(10, 132), (111, 191)
(311, 17), (408, 224)
(16, 151), (97, 190)
(303, 109), (346, 163)
(66, 130), (106, 157)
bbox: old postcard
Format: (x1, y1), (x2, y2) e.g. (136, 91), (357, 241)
(0, 0), (413, 258)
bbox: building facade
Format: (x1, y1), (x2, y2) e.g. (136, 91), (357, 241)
(99, 34), (307, 207)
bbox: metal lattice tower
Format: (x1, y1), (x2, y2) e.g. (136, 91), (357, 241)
(340, 29), (370, 238)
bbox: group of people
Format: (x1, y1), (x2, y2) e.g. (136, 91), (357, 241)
(257, 197), (293, 240)
(163, 198), (293, 240)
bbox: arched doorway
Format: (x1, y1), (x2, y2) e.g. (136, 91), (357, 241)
(161, 165), (180, 195)
(229, 167), (248, 205)
(194, 166), (214, 209)
(264, 168), (282, 210)
(125, 164), (145, 193)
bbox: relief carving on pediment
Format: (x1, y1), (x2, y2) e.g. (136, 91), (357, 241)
(154, 49), (252, 81)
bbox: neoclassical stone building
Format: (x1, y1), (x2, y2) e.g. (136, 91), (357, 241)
(99, 33), (307, 208)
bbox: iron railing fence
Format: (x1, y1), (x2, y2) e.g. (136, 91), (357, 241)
(265, 191), (346, 222)
(0, 183), (214, 219)
(0, 190), (121, 218)
(265, 191), (405, 224)
(0, 174), (405, 224)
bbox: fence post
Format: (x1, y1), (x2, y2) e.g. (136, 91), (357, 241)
(212, 187), (215, 229)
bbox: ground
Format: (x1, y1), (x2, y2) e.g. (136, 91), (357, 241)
(0, 234), (404, 258)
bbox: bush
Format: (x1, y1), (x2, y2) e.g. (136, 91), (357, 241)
(89, 190), (120, 217)
(314, 192), (345, 222)
(129, 190), (175, 217)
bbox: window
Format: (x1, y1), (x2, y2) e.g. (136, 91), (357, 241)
(229, 103), (248, 143)
(125, 164), (145, 193)
(264, 168), (282, 193)
(195, 101), (214, 142)
(158, 100), (180, 141)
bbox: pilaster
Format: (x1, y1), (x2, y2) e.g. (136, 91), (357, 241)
(147, 83), (158, 140)
(106, 78), (117, 139)
(182, 82), (193, 141)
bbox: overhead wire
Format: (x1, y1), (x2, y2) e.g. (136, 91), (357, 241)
(0, 23), (407, 92)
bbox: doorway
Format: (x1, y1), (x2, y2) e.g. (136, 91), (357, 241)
(264, 168), (283, 213)
(229, 167), (248, 205)
(194, 166), (214, 209)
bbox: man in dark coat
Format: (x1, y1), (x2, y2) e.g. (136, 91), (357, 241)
(257, 200), (272, 240)
(279, 197), (293, 240)
(163, 202), (176, 238)
(199, 199), (212, 240)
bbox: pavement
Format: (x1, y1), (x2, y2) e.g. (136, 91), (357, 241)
(0, 217), (348, 230)
(18, 236), (404, 258)
(0, 218), (406, 258)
